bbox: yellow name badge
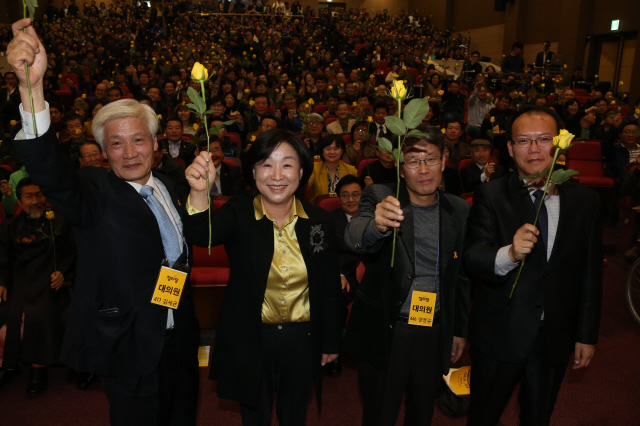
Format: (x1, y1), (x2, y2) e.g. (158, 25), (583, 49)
(492, 125), (500, 134)
(408, 290), (437, 327)
(151, 266), (187, 309)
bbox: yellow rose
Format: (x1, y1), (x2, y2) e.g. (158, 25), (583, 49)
(619, 81), (624, 86)
(253, 54), (256, 58)
(564, 64), (567, 68)
(373, 50), (377, 54)
(250, 135), (256, 141)
(75, 128), (82, 135)
(490, 116), (495, 123)
(250, 47), (253, 51)
(45, 211), (55, 220)
(288, 81), (293, 86)
(441, 128), (446, 134)
(552, 129), (574, 150)
(191, 62), (208, 81)
(193, 124), (199, 131)
(110, 81), (114, 85)
(157, 114), (162, 119)
(308, 98), (314, 105)
(243, 51), (247, 55)
(340, 83), (344, 87)
(278, 66), (281, 70)
(541, 83), (545, 87)
(636, 109), (640, 115)
(10, 120), (17, 126)
(594, 74), (598, 78)
(58, 74), (62, 78)
(244, 88), (250, 94)
(390, 80), (406, 99)
(611, 100), (616, 105)
(370, 74), (375, 79)
(437, 90), (444, 96)
(352, 102), (357, 107)
(394, 73), (399, 78)
(249, 100), (256, 106)
(275, 89), (280, 93)
(402, 66), (407, 70)
(367, 116), (374, 122)
(82, 94), (86, 98)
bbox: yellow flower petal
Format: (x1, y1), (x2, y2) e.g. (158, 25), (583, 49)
(552, 129), (574, 150)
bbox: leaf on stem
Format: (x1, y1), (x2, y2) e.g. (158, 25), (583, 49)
(550, 169), (579, 185)
(377, 137), (393, 153)
(402, 97), (430, 129)
(406, 129), (431, 139)
(187, 87), (206, 114)
(392, 148), (404, 163)
(385, 115), (407, 136)
(520, 167), (549, 186)
(24, 0), (38, 20)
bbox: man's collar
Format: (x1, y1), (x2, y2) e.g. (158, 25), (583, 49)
(253, 194), (308, 225)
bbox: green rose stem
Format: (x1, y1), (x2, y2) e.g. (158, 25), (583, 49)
(200, 80), (212, 255)
(23, 5), (37, 136)
(391, 97), (402, 267)
(509, 147), (561, 299)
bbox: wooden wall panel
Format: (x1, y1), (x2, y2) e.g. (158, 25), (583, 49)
(468, 24), (505, 65)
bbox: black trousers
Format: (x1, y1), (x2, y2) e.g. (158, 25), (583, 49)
(467, 327), (567, 426)
(102, 329), (199, 426)
(359, 321), (443, 426)
(241, 322), (315, 426)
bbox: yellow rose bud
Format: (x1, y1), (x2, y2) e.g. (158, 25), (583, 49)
(367, 116), (374, 122)
(253, 54), (256, 58)
(541, 83), (545, 87)
(278, 66), (281, 70)
(370, 74), (375, 79)
(157, 114), (162, 119)
(110, 81), (114, 85)
(402, 66), (407, 70)
(564, 64), (567, 68)
(390, 80), (406, 99)
(490, 116), (495, 123)
(636, 109), (640, 115)
(441, 128), (446, 134)
(552, 129), (574, 150)
(594, 74), (598, 78)
(275, 89), (280, 93)
(193, 124), (199, 131)
(373, 50), (377, 54)
(243, 51), (247, 55)
(308, 98), (314, 105)
(82, 94), (86, 99)
(437, 90), (444, 96)
(249, 100), (256, 106)
(352, 102), (357, 107)
(75, 128), (82, 135)
(340, 83), (344, 87)
(45, 211), (55, 220)
(250, 47), (253, 51)
(244, 88), (250, 93)
(10, 120), (17, 126)
(619, 81), (624, 86)
(611, 100), (616, 105)
(59, 74), (62, 78)
(250, 135), (256, 141)
(191, 62), (208, 81)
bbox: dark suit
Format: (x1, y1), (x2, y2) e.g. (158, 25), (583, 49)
(158, 138), (196, 167)
(369, 122), (393, 142)
(535, 50), (555, 67)
(344, 183), (470, 425)
(183, 195), (342, 414)
(218, 162), (245, 197)
(442, 166), (463, 197)
(14, 128), (200, 425)
(464, 174), (602, 426)
(460, 162), (506, 193)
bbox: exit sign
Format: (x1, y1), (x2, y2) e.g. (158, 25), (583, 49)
(611, 20), (620, 31)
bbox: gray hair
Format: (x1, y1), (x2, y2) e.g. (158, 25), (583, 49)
(92, 99), (158, 150)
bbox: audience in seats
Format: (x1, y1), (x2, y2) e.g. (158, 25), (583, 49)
(207, 137), (245, 197)
(158, 117), (196, 167)
(307, 135), (357, 203)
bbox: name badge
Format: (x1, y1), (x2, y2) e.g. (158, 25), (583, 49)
(408, 290), (437, 327)
(492, 125), (500, 134)
(151, 266), (187, 309)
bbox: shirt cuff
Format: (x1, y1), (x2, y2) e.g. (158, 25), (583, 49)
(494, 245), (520, 276)
(19, 102), (51, 139)
(480, 172), (488, 182)
(186, 195), (209, 215)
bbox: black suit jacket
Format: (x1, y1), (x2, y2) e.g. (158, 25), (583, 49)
(14, 128), (199, 377)
(219, 162), (245, 197)
(343, 183), (470, 373)
(183, 195), (342, 407)
(464, 174), (603, 366)
(369, 122), (393, 141)
(460, 162), (506, 193)
(158, 138), (196, 167)
(330, 208), (363, 277)
(535, 50), (555, 67)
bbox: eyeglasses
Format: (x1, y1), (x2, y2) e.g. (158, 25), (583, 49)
(622, 130), (638, 135)
(513, 136), (554, 147)
(210, 147), (222, 152)
(260, 124), (274, 129)
(401, 157), (442, 169)
(309, 121), (322, 125)
(340, 192), (361, 201)
(82, 151), (101, 159)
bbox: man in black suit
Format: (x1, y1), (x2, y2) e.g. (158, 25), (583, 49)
(370, 101), (393, 143)
(158, 117), (196, 167)
(345, 126), (470, 425)
(208, 137), (244, 197)
(8, 20), (200, 425)
(535, 41), (555, 67)
(465, 105), (603, 426)
(460, 139), (505, 193)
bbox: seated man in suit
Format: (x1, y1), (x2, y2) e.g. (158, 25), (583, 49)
(359, 145), (396, 187)
(370, 101), (393, 142)
(158, 117), (196, 167)
(208, 137), (244, 197)
(326, 175), (366, 378)
(460, 139), (505, 193)
(327, 100), (355, 135)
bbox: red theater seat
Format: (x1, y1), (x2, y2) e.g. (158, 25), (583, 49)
(566, 141), (614, 187)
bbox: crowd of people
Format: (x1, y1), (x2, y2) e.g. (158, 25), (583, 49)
(0, 1), (638, 425)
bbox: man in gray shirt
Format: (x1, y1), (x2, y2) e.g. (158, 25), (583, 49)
(344, 126), (470, 425)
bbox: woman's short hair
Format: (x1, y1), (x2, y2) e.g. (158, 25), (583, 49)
(92, 99), (158, 150)
(317, 134), (346, 162)
(246, 129), (314, 197)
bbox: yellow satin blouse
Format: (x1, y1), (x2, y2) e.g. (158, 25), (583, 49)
(254, 195), (311, 324)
